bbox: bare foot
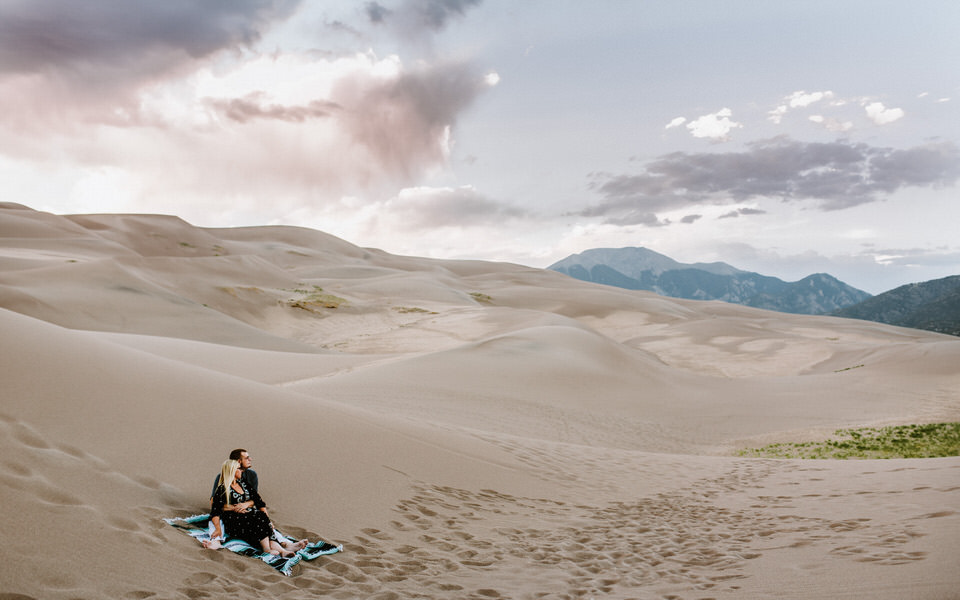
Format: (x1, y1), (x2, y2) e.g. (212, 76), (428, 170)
(281, 539), (308, 552)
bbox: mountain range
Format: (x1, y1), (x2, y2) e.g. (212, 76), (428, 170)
(831, 275), (960, 337)
(549, 247), (871, 315)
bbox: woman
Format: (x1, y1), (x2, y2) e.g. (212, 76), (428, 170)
(209, 459), (304, 556)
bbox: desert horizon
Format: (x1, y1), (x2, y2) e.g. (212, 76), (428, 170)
(1, 202), (958, 599)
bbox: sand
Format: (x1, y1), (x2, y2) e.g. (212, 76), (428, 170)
(1, 201), (958, 599)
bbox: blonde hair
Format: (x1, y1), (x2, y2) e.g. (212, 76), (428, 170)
(220, 459), (240, 508)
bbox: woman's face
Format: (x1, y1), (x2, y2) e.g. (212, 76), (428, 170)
(234, 468), (243, 480)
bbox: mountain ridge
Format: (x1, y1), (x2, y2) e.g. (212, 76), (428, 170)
(832, 275), (960, 337)
(549, 247), (872, 315)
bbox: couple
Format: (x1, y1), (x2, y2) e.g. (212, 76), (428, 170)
(205, 448), (307, 557)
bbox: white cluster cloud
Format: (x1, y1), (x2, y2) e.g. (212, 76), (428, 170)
(668, 90), (908, 141)
(808, 115), (853, 132)
(864, 101), (905, 125)
(664, 116), (687, 130)
(685, 108), (742, 141)
(664, 108), (742, 141)
(768, 90), (835, 124)
(787, 90), (835, 108)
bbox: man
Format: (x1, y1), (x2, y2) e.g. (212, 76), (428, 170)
(211, 448), (258, 498)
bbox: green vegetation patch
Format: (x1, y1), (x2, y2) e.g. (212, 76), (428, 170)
(285, 285), (346, 311)
(393, 306), (437, 314)
(738, 423), (960, 459)
(469, 292), (493, 304)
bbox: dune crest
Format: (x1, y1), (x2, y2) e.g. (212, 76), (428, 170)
(1, 204), (958, 599)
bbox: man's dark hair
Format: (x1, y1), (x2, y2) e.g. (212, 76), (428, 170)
(229, 448), (247, 461)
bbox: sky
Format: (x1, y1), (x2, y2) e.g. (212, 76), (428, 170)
(1, 0), (958, 294)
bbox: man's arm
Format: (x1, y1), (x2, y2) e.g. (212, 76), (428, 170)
(243, 469), (259, 495)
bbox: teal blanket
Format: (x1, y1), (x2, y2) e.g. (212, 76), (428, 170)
(165, 513), (342, 576)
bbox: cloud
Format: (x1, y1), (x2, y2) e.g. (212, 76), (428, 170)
(206, 92), (340, 123)
(680, 214), (702, 224)
(808, 115), (853, 132)
(0, 7), (496, 210)
(718, 207), (767, 219)
(665, 117), (687, 130)
(379, 185), (528, 229)
(603, 213), (671, 227)
(0, 0), (298, 99)
(685, 108), (741, 141)
(366, 0), (482, 35)
(864, 101), (905, 125)
(0, 0), (499, 235)
(329, 57), (494, 183)
(768, 90), (835, 124)
(787, 90), (834, 108)
(365, 2), (391, 23)
(863, 246), (960, 268)
(0, 0), (305, 141)
(581, 137), (960, 224)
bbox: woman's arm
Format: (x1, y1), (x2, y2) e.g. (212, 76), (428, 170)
(210, 515), (223, 539)
(210, 487), (227, 516)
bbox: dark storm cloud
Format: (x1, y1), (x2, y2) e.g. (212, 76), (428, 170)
(366, 0), (482, 34)
(415, 0), (483, 30)
(207, 92), (340, 123)
(331, 59), (492, 183)
(365, 2), (391, 24)
(582, 137), (960, 225)
(0, 0), (299, 84)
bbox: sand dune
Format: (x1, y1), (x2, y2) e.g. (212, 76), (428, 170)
(1, 203), (958, 599)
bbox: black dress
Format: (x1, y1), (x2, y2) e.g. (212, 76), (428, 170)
(211, 479), (274, 547)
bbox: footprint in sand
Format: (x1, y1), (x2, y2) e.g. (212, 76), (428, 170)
(10, 423), (50, 449)
(324, 559), (370, 583)
(361, 527), (393, 540)
(107, 515), (141, 532)
(183, 572), (218, 586)
(34, 483), (83, 506)
(0, 460), (32, 477)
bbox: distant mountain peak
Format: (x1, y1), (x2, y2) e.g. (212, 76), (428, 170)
(551, 247), (744, 279)
(548, 247), (870, 315)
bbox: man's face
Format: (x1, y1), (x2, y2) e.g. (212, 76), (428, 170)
(239, 452), (252, 470)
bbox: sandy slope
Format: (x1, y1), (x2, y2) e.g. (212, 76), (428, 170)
(1, 202), (958, 599)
